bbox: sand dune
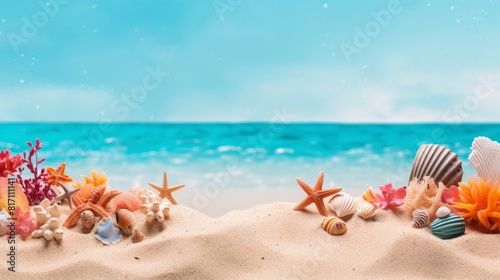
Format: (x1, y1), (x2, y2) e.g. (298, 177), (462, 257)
(3, 200), (500, 279)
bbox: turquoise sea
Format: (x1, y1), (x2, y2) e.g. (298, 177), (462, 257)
(0, 123), (497, 195)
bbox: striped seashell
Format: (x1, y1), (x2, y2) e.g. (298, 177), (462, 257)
(115, 209), (136, 235)
(131, 228), (144, 243)
(408, 144), (463, 188)
(80, 210), (95, 229)
(328, 192), (357, 218)
(357, 202), (376, 220)
(468, 137), (500, 183)
(321, 216), (347, 235)
(430, 213), (465, 239)
(362, 186), (377, 203)
(412, 209), (430, 228)
(106, 192), (141, 212)
(436, 206), (451, 218)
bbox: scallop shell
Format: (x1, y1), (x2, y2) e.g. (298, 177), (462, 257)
(412, 209), (430, 228)
(131, 228), (144, 243)
(408, 144), (463, 187)
(430, 213), (465, 239)
(80, 210), (95, 229)
(115, 209), (136, 235)
(95, 217), (123, 245)
(328, 193), (357, 218)
(321, 216), (347, 235)
(362, 186), (377, 202)
(106, 192), (141, 212)
(468, 136), (500, 182)
(436, 206), (451, 218)
(357, 202), (376, 220)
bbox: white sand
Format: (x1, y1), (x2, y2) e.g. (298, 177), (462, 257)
(3, 196), (500, 279)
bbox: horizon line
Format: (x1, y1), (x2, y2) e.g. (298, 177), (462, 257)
(1, 121), (500, 125)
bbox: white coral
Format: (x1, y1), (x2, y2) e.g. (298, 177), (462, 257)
(32, 198), (61, 226)
(31, 198), (63, 240)
(140, 194), (170, 223)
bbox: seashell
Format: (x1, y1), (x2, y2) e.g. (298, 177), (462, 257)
(106, 192), (141, 212)
(362, 186), (377, 202)
(115, 209), (136, 235)
(0, 209), (11, 236)
(357, 202), (376, 220)
(436, 206), (451, 218)
(95, 217), (123, 245)
(321, 216), (347, 235)
(408, 144), (463, 188)
(131, 228), (144, 243)
(80, 210), (95, 229)
(468, 137), (500, 183)
(430, 213), (465, 239)
(412, 209), (430, 228)
(328, 193), (357, 218)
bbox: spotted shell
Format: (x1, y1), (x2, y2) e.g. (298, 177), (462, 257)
(362, 187), (377, 202)
(357, 202), (376, 220)
(80, 210), (95, 229)
(412, 209), (430, 228)
(321, 216), (347, 235)
(430, 213), (465, 239)
(436, 206), (451, 218)
(116, 209), (136, 235)
(131, 228), (144, 243)
(328, 192), (357, 218)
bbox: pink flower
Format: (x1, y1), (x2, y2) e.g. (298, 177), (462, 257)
(441, 185), (460, 204)
(374, 183), (406, 210)
(14, 207), (36, 239)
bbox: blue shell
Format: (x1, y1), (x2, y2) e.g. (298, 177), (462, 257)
(430, 213), (465, 239)
(95, 217), (122, 245)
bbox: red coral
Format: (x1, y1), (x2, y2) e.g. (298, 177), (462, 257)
(0, 150), (22, 177)
(16, 139), (54, 206)
(375, 182), (406, 210)
(14, 206), (36, 239)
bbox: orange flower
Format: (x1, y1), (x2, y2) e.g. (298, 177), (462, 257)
(46, 162), (73, 186)
(453, 177), (500, 232)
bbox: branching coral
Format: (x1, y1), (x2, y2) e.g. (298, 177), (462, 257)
(404, 177), (447, 222)
(16, 139), (54, 206)
(0, 150), (22, 177)
(374, 183), (406, 210)
(453, 176), (500, 232)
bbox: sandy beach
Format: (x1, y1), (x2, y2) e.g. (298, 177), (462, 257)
(3, 195), (499, 280)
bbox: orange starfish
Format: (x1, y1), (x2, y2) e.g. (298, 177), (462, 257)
(46, 162), (73, 186)
(63, 185), (121, 228)
(148, 171), (185, 205)
(293, 171), (342, 216)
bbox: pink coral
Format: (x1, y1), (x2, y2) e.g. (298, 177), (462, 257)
(14, 207), (36, 239)
(441, 185), (460, 204)
(0, 150), (22, 177)
(374, 183), (406, 210)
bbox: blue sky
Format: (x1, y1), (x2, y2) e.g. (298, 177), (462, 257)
(1, 0), (500, 122)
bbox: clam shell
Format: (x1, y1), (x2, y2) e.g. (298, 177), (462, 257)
(328, 193), (357, 218)
(95, 217), (123, 245)
(80, 210), (95, 229)
(115, 209), (136, 235)
(321, 216), (347, 235)
(468, 137), (500, 183)
(106, 192), (141, 212)
(412, 209), (430, 228)
(409, 144), (463, 187)
(131, 228), (144, 243)
(362, 187), (377, 202)
(357, 202), (376, 220)
(430, 213), (465, 239)
(436, 206), (451, 218)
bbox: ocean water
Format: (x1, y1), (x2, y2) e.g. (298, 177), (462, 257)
(0, 123), (498, 196)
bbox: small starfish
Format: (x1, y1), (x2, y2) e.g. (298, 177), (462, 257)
(46, 162), (73, 186)
(63, 185), (121, 228)
(148, 171), (185, 205)
(51, 183), (81, 209)
(293, 171), (342, 216)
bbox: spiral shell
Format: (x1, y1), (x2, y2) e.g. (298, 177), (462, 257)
(436, 206), (451, 218)
(362, 187), (377, 202)
(412, 209), (430, 228)
(115, 209), (136, 235)
(328, 193), (357, 218)
(80, 210), (95, 229)
(357, 202), (376, 220)
(321, 216), (347, 235)
(131, 228), (144, 243)
(430, 213), (465, 239)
